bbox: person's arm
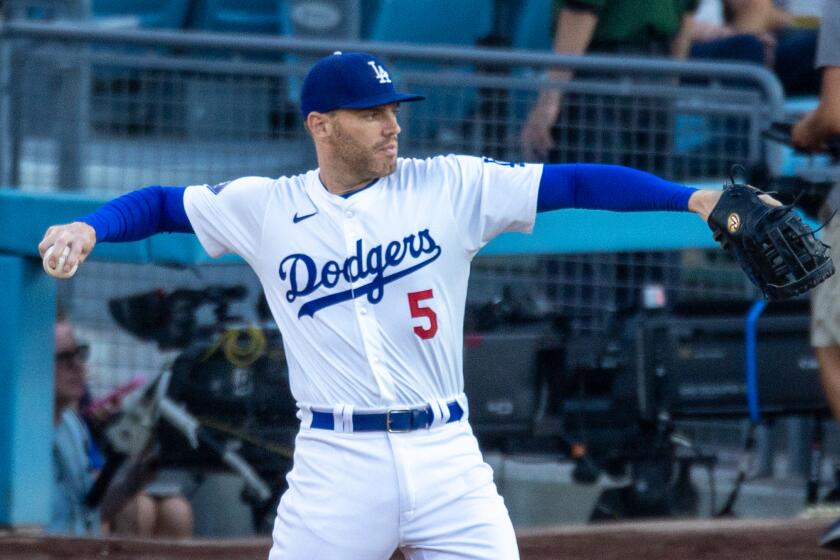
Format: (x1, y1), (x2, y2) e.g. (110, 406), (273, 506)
(671, 11), (697, 59)
(38, 186), (192, 275)
(792, 66), (840, 151)
(544, 6), (600, 91)
(536, 163), (730, 221)
(520, 5), (599, 160)
(726, 0), (791, 33)
(78, 186), (192, 241)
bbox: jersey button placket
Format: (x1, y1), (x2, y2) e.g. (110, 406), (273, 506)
(357, 304), (393, 396)
(343, 207), (395, 401)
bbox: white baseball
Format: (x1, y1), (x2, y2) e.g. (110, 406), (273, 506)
(43, 245), (78, 279)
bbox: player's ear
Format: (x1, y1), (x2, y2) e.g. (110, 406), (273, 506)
(306, 112), (332, 139)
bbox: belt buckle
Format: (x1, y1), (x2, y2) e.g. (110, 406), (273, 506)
(386, 409), (411, 433)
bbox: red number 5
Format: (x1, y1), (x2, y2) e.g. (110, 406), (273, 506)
(407, 289), (438, 340)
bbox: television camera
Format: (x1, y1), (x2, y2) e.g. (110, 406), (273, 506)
(99, 284), (296, 531)
(100, 277), (831, 525)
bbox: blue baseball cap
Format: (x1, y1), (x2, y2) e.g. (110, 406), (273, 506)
(300, 51), (425, 117)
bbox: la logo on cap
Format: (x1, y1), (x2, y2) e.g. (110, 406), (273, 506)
(367, 60), (392, 84)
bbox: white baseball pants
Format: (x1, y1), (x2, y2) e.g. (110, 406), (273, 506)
(267, 418), (518, 559)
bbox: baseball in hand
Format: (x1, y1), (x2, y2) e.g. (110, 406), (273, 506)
(43, 245), (78, 279)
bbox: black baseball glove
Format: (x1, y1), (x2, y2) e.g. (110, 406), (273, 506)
(708, 181), (835, 300)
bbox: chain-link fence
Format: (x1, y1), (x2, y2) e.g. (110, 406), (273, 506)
(2, 19), (783, 190)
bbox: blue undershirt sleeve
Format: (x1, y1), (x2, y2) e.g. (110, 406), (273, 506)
(77, 186), (193, 242)
(536, 163), (697, 213)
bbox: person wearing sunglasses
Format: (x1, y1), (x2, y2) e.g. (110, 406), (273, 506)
(49, 317), (192, 538)
(49, 317), (102, 535)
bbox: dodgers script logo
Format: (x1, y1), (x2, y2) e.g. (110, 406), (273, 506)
(279, 229), (441, 318)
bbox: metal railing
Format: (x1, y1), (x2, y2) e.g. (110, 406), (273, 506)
(1, 20), (784, 191)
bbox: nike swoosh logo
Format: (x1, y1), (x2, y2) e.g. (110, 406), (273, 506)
(293, 211), (318, 224)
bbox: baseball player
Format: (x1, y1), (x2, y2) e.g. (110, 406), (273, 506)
(40, 51), (730, 559)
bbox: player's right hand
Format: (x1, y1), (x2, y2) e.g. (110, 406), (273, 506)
(38, 221), (97, 278)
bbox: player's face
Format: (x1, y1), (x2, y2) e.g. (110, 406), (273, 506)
(330, 104), (401, 179)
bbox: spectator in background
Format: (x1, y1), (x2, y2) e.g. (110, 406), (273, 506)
(51, 317), (102, 535)
(521, 0), (819, 161)
(78, 382), (193, 539)
(50, 317), (193, 539)
(109, 484), (193, 538)
(789, 4), (840, 548)
(519, 1), (705, 314)
(521, 0), (701, 161)
(690, 0), (819, 95)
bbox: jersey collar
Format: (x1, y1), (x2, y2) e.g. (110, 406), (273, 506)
(306, 165), (391, 211)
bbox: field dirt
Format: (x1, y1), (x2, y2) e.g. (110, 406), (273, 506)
(1, 518), (837, 559)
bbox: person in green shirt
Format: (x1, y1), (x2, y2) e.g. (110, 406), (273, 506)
(559, 0), (700, 55)
(521, 0), (700, 161)
(520, 0), (816, 162)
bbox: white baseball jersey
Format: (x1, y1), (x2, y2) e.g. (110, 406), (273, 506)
(183, 155), (542, 410)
